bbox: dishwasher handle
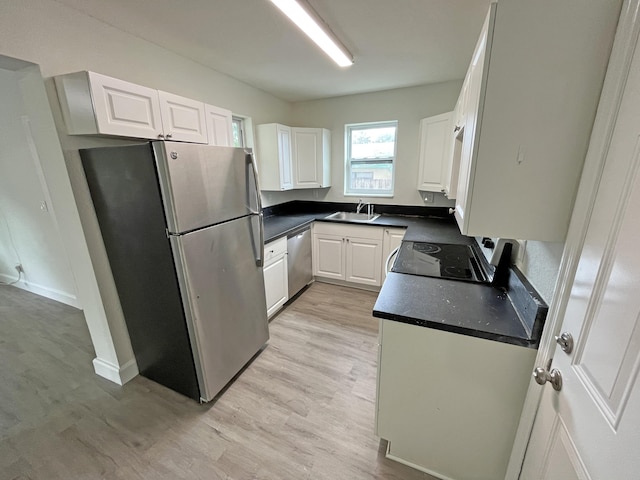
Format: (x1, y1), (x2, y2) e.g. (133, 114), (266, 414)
(385, 246), (400, 273)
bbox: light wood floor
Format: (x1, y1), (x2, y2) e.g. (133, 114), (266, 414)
(0, 282), (434, 479)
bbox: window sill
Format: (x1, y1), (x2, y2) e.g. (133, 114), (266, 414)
(343, 193), (394, 198)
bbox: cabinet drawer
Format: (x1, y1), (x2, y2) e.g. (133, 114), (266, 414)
(264, 236), (287, 265)
(313, 222), (383, 240)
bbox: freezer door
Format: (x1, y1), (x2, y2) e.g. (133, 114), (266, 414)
(171, 215), (269, 402)
(154, 142), (260, 233)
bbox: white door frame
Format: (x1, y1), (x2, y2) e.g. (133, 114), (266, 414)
(505, 1), (640, 477)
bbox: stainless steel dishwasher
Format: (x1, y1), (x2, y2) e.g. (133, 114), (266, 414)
(287, 226), (313, 298)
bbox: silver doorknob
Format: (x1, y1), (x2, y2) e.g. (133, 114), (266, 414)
(555, 332), (574, 354)
(533, 367), (563, 391)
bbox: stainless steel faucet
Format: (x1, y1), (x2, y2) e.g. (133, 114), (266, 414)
(356, 199), (374, 216)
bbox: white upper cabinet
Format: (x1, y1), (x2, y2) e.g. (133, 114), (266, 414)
(256, 123), (294, 191)
(291, 127), (331, 189)
(443, 80), (468, 199)
(55, 71), (232, 145)
(454, 0), (621, 241)
(55, 71), (163, 139)
(256, 124), (330, 191)
(205, 104), (233, 147)
(158, 91), (208, 144)
(417, 111), (454, 193)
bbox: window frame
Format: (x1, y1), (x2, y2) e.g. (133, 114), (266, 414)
(344, 120), (398, 197)
(232, 115), (245, 148)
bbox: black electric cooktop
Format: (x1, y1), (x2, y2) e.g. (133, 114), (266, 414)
(391, 241), (492, 284)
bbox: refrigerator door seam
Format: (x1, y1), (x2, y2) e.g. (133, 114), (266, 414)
(168, 234), (209, 400)
(247, 150), (264, 267)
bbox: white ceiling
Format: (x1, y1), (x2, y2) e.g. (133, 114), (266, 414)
(54, 0), (492, 102)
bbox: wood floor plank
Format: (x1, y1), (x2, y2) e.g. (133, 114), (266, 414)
(0, 283), (435, 479)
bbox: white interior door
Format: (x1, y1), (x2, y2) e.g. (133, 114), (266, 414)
(520, 7), (640, 478)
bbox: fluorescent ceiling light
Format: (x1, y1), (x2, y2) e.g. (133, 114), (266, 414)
(269, 0), (354, 67)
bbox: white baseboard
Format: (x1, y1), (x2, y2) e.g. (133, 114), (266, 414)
(0, 274), (80, 308)
(92, 357), (139, 386)
(385, 441), (454, 480)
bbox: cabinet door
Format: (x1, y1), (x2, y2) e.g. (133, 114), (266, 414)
(88, 72), (163, 139)
(313, 233), (345, 280)
(381, 228), (406, 280)
(454, 6), (493, 230)
(205, 104), (233, 146)
(443, 83), (468, 199)
(292, 127), (322, 188)
(277, 125), (294, 190)
(263, 254), (288, 318)
(417, 112), (453, 192)
(345, 236), (382, 286)
(158, 91), (208, 144)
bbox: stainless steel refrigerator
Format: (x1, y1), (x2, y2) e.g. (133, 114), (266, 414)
(80, 141), (269, 402)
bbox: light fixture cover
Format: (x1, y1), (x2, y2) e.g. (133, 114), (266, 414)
(269, 0), (353, 67)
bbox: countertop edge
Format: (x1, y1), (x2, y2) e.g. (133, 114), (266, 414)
(372, 309), (539, 349)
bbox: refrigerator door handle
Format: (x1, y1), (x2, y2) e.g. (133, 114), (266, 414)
(256, 212), (264, 267)
(247, 150), (264, 267)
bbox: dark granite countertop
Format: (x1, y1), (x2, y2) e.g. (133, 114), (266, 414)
(262, 201), (546, 348)
(263, 213), (320, 243)
(373, 272), (540, 348)
(263, 201), (468, 244)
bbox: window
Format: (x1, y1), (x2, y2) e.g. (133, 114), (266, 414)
(232, 116), (245, 147)
(345, 121), (397, 196)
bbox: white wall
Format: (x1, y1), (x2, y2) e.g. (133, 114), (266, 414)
(0, 0), (292, 384)
(516, 241), (564, 304)
(0, 68), (77, 305)
(260, 81), (461, 208)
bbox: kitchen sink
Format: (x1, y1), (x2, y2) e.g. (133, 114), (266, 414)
(324, 211), (380, 223)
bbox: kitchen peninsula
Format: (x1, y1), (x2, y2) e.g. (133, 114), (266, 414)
(263, 200), (548, 480)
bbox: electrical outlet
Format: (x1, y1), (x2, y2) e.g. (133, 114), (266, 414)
(424, 192), (434, 203)
(15, 264), (23, 273)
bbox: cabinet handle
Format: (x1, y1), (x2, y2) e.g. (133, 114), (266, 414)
(158, 133), (165, 139)
(448, 208), (455, 215)
(454, 125), (461, 132)
(346, 238), (350, 243)
(166, 133), (173, 139)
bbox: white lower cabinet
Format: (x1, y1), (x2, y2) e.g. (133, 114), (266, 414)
(263, 237), (288, 318)
(313, 223), (383, 287)
(381, 227), (406, 281)
(376, 319), (536, 480)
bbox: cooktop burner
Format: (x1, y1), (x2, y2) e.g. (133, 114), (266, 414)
(413, 243), (442, 255)
(391, 242), (490, 283)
